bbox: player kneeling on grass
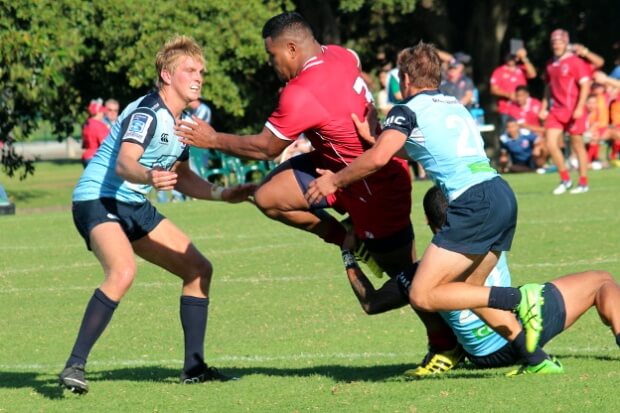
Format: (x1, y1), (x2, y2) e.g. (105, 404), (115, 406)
(58, 35), (254, 394)
(341, 187), (620, 376)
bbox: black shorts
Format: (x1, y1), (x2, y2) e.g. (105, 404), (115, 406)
(433, 177), (517, 255)
(72, 198), (165, 250)
(466, 283), (567, 367)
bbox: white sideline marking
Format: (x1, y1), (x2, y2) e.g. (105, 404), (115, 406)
(0, 276), (328, 294)
(0, 347), (615, 371)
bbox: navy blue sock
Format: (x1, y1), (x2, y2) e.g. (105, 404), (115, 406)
(511, 330), (548, 365)
(488, 286), (521, 311)
(616, 333), (620, 348)
(66, 288), (118, 367)
(180, 296), (209, 372)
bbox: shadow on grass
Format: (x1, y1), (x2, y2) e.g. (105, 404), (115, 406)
(0, 362), (507, 399)
(551, 353), (620, 362)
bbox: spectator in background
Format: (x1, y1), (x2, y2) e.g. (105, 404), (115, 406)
(595, 71), (620, 163)
(386, 66), (402, 104)
(81, 99), (109, 168)
(103, 99), (120, 128)
(376, 66), (394, 116)
(490, 48), (537, 126)
(584, 84), (611, 169)
(188, 97), (212, 124)
(505, 85), (544, 136)
(609, 54), (620, 80)
(439, 54), (474, 108)
(540, 29), (591, 195)
(498, 117), (547, 173)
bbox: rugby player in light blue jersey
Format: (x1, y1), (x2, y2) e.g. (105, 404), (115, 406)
(59, 35), (254, 394)
(307, 42), (550, 374)
(341, 187), (620, 376)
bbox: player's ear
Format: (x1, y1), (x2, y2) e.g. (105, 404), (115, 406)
(160, 69), (173, 86)
(287, 41), (297, 58)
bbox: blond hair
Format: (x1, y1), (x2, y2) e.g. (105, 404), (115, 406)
(397, 42), (442, 89)
(155, 35), (204, 88)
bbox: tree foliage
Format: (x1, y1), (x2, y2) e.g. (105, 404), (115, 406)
(2, 0), (619, 178)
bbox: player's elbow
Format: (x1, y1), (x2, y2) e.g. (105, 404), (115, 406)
(369, 149), (390, 171)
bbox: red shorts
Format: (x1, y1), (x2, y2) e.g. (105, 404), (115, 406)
(545, 109), (587, 135)
(291, 153), (412, 241)
(329, 161), (412, 240)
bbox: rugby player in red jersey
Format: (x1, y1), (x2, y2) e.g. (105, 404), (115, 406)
(177, 12), (461, 374)
(540, 29), (591, 194)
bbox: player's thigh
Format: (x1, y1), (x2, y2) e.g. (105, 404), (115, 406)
(254, 162), (309, 211)
(550, 271), (612, 329)
(132, 218), (210, 281)
(411, 244), (475, 292)
(89, 222), (137, 277)
(372, 239), (415, 277)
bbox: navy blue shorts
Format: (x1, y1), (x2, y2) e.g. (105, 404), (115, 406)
(466, 283), (567, 367)
(72, 198), (165, 250)
(433, 177), (517, 255)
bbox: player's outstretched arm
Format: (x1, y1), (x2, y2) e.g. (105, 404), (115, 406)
(342, 249), (408, 315)
(176, 117), (290, 160)
(174, 161), (256, 203)
(305, 128), (406, 205)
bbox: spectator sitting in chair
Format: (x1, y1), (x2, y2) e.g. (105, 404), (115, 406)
(499, 117), (548, 173)
(505, 86), (544, 136)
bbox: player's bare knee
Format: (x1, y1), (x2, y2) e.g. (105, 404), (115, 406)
(409, 290), (433, 312)
(106, 267), (136, 292)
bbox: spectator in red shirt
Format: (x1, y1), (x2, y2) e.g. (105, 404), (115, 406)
(81, 99), (109, 167)
(490, 48), (537, 126)
(540, 29), (591, 195)
(505, 85), (544, 136)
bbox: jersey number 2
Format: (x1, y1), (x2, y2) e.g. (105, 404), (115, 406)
(446, 115), (486, 157)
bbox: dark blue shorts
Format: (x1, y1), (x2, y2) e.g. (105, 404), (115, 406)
(433, 177), (517, 255)
(72, 198), (165, 250)
(466, 283), (567, 367)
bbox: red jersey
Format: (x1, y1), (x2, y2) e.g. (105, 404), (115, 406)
(490, 64), (528, 114)
(81, 118), (109, 161)
(505, 97), (542, 127)
(546, 53), (590, 113)
(266, 45), (407, 197)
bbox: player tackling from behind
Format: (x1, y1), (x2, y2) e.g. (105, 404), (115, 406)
(307, 42), (549, 366)
(342, 186), (620, 375)
(58, 35), (254, 394)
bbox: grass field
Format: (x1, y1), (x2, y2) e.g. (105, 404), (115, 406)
(0, 162), (619, 412)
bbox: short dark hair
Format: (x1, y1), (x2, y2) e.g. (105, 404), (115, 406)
(262, 12), (313, 40)
(397, 41), (442, 89)
(423, 186), (448, 232)
(515, 85), (529, 94)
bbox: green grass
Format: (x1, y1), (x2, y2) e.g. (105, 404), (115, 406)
(0, 163), (619, 412)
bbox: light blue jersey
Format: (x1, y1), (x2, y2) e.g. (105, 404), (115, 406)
(397, 253), (511, 357)
(73, 93), (189, 204)
(439, 253), (511, 356)
(383, 90), (497, 201)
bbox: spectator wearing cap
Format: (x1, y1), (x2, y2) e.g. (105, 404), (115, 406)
(540, 29), (591, 194)
(103, 98), (120, 128)
(498, 117), (548, 173)
(504, 85), (544, 136)
(439, 52), (475, 108)
(490, 47), (537, 126)
(81, 99), (109, 168)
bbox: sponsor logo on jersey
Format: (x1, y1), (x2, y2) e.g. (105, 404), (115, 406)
(385, 115), (406, 126)
(160, 133), (169, 144)
(124, 112), (153, 143)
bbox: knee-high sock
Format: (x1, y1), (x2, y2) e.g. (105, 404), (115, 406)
(180, 296), (209, 372)
(66, 288), (118, 367)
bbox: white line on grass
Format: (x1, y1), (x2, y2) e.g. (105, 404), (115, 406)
(0, 346), (615, 371)
(0, 276), (328, 294)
